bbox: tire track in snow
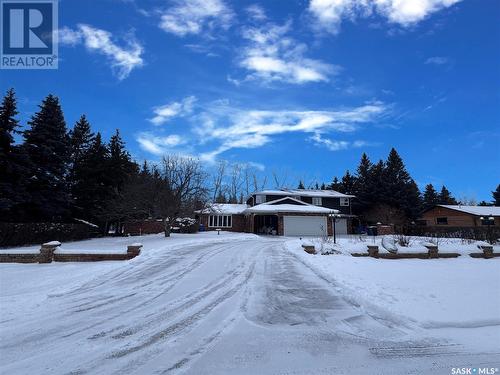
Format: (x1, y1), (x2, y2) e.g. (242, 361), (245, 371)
(62, 240), (267, 375)
(0, 241), (247, 353)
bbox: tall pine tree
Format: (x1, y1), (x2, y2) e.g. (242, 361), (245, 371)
(74, 132), (111, 222)
(383, 148), (421, 219)
(0, 88), (27, 217)
(107, 129), (137, 195)
(423, 184), (439, 210)
(493, 184), (500, 206)
(341, 170), (356, 195)
(23, 94), (71, 221)
(438, 185), (457, 205)
(354, 153), (374, 207)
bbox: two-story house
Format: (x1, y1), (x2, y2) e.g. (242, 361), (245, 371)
(195, 189), (355, 237)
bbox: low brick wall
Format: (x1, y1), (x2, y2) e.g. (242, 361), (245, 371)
(0, 253), (40, 263)
(352, 245), (460, 259)
(0, 242), (142, 264)
(54, 253), (134, 262)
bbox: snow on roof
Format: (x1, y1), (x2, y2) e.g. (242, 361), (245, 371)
(245, 203), (337, 214)
(251, 188), (354, 198)
(196, 203), (248, 215)
(438, 205), (500, 216)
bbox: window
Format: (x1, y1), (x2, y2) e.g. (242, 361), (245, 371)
(312, 197), (322, 206)
(436, 217), (448, 225)
(208, 215), (232, 228)
(255, 195), (265, 204)
(481, 218), (494, 226)
(340, 197), (349, 206)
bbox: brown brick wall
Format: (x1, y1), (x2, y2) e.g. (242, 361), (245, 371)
(422, 207), (499, 227)
(0, 253), (40, 263)
(123, 220), (164, 235)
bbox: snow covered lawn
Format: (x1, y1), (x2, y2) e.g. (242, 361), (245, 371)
(1, 232), (499, 374)
(286, 237), (500, 354)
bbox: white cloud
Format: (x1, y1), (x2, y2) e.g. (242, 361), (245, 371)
(238, 21), (339, 84)
(139, 97), (387, 162)
(425, 56), (449, 65)
(159, 0), (233, 37)
(137, 133), (186, 156)
(149, 96), (196, 126)
(195, 100), (387, 159)
(246, 4), (267, 21)
(58, 24), (143, 79)
(310, 133), (371, 151)
(308, 0), (462, 34)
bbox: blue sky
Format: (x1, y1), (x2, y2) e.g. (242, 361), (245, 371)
(2, 0), (499, 201)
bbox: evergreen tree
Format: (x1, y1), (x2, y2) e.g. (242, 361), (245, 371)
(370, 160), (386, 203)
(23, 94), (71, 221)
(438, 185), (457, 205)
(107, 129), (137, 195)
(329, 176), (342, 192)
(0, 88), (18, 152)
(320, 183), (326, 190)
(68, 115), (95, 210)
(383, 148), (421, 218)
(423, 184), (439, 210)
(69, 115), (94, 166)
(0, 88), (25, 215)
(493, 184), (500, 206)
(354, 153), (373, 206)
(297, 180), (305, 189)
(341, 170), (356, 195)
(74, 132), (111, 222)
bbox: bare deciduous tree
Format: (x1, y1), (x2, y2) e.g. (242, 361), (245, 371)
(152, 155), (208, 237)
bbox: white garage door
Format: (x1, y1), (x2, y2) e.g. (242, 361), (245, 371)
(283, 216), (327, 237)
(335, 218), (348, 235)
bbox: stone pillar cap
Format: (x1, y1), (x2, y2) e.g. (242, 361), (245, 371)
(42, 241), (61, 247)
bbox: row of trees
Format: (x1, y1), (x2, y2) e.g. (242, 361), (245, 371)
(1, 87), (498, 232)
(311, 150), (499, 224)
(0, 89), (207, 235)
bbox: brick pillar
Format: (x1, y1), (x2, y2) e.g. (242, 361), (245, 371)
(367, 245), (379, 257)
(39, 241), (61, 263)
(479, 245), (494, 258)
(127, 243), (143, 258)
(425, 245), (439, 259)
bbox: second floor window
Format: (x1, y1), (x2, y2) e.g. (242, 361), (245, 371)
(312, 197), (322, 206)
(340, 198), (349, 206)
(255, 195), (265, 204)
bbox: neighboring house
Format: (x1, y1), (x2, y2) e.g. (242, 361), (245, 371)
(421, 205), (500, 227)
(195, 189), (355, 237)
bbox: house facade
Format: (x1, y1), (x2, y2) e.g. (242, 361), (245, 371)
(195, 189), (355, 237)
(421, 205), (500, 227)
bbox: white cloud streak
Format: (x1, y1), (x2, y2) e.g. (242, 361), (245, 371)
(425, 56), (449, 65)
(58, 25), (144, 80)
(195, 101), (387, 161)
(149, 96), (196, 126)
(159, 0), (233, 37)
(308, 0), (462, 34)
(238, 21), (339, 84)
(137, 133), (186, 156)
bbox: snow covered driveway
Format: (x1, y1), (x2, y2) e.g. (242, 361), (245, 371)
(1, 233), (499, 374)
